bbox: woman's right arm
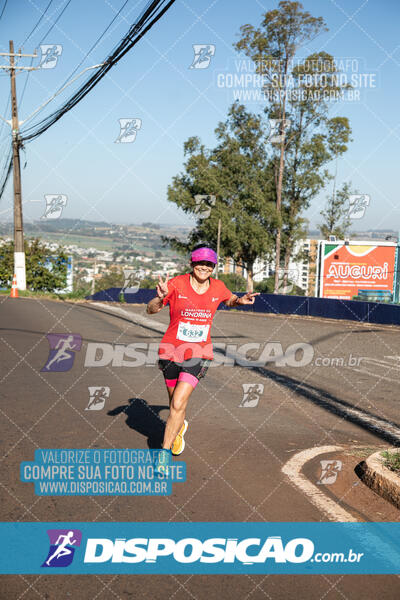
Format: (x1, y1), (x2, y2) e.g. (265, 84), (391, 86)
(146, 296), (164, 314)
(146, 274), (170, 314)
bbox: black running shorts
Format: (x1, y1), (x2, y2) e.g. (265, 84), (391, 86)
(158, 358), (211, 388)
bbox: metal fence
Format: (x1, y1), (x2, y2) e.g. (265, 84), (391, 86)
(87, 288), (400, 326)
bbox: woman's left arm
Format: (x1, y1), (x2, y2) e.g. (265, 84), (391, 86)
(225, 292), (260, 307)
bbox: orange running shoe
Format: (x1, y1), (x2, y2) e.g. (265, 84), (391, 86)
(171, 420), (188, 456)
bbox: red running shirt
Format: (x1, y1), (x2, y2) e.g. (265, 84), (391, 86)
(159, 273), (232, 361)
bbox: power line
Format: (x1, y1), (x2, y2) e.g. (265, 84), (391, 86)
(40, 0), (72, 41)
(0, 94), (11, 196)
(0, 0), (55, 191)
(19, 0), (74, 109)
(0, 146), (12, 199)
(0, 0), (8, 21)
(0, 0), (63, 192)
(0, 0), (177, 204)
(58, 0), (130, 89)
(20, 0), (132, 118)
(0, 93), (10, 140)
(20, 0), (177, 143)
(21, 0), (55, 47)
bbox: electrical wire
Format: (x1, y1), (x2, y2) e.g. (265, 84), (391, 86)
(19, 0), (74, 109)
(19, 0), (176, 143)
(0, 0), (8, 21)
(0, 0), (176, 202)
(57, 0), (130, 89)
(21, 0), (55, 47)
(40, 0), (72, 41)
(0, 0), (124, 200)
(0, 0), (57, 197)
(0, 146), (12, 199)
(20, 0), (133, 116)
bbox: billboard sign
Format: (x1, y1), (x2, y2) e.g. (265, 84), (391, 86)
(319, 242), (396, 300)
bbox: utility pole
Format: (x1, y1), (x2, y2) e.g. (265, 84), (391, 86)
(0, 43), (102, 291)
(10, 41), (25, 289)
(0, 42), (38, 289)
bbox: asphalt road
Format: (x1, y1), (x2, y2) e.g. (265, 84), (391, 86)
(1, 296), (400, 599)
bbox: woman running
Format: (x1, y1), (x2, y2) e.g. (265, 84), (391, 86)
(146, 244), (258, 468)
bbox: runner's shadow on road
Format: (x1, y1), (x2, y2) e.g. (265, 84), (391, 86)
(107, 398), (168, 449)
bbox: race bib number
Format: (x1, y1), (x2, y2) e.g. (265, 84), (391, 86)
(177, 321), (209, 342)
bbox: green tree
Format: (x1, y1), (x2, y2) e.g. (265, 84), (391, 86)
(139, 276), (158, 289)
(0, 238), (68, 292)
(255, 275), (305, 295)
(164, 103), (277, 292)
(73, 269), (92, 297)
(94, 266), (123, 293)
(217, 272), (248, 292)
(319, 182), (354, 239)
(235, 1), (351, 292)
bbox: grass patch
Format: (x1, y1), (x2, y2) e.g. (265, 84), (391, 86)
(0, 288), (89, 300)
(344, 447), (380, 459)
(381, 450), (400, 474)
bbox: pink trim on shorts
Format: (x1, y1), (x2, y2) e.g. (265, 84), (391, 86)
(165, 378), (177, 388)
(178, 372), (199, 388)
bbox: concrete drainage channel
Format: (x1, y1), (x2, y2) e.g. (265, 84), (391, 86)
(282, 445), (400, 520)
(77, 300), (400, 516)
(356, 450), (400, 510)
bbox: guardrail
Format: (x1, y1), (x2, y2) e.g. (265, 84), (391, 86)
(87, 288), (400, 326)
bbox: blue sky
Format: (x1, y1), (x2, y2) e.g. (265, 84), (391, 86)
(0, 0), (399, 232)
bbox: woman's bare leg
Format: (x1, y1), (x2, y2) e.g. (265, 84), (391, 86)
(162, 381), (194, 450)
(166, 385), (175, 407)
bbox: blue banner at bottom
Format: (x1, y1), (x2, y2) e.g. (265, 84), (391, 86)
(1, 522), (400, 574)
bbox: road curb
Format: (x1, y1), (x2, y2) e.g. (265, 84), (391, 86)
(76, 301), (167, 334)
(356, 449), (400, 509)
(281, 445), (358, 522)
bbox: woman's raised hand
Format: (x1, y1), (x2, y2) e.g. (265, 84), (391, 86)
(238, 291), (260, 305)
(156, 273), (170, 299)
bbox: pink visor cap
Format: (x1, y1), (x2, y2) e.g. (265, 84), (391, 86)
(191, 247), (218, 264)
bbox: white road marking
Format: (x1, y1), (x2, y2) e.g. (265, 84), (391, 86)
(91, 303), (167, 333)
(281, 446), (358, 522)
(351, 367), (400, 384)
(361, 357), (400, 372)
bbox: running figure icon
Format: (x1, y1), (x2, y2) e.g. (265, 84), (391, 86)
(45, 531), (77, 566)
(44, 335), (78, 371)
